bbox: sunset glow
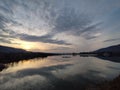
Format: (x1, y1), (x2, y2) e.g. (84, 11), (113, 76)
(0, 0), (119, 52)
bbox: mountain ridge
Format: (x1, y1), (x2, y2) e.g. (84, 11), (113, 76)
(94, 44), (120, 52)
(0, 45), (26, 53)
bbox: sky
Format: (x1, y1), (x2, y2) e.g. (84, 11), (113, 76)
(0, 0), (120, 52)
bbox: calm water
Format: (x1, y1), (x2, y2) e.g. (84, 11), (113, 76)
(0, 56), (120, 90)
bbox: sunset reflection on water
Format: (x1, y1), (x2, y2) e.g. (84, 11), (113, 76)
(0, 56), (120, 90)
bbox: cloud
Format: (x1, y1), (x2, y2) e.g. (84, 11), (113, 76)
(0, 57), (113, 90)
(16, 64), (72, 78)
(0, 0), (110, 50)
(81, 31), (102, 40)
(48, 6), (102, 42)
(0, 22), (17, 44)
(18, 33), (72, 45)
(53, 8), (91, 33)
(0, 38), (12, 44)
(104, 38), (120, 42)
(83, 35), (98, 40)
(0, 14), (15, 44)
(0, 64), (72, 90)
(0, 14), (9, 29)
(0, 2), (13, 15)
(79, 22), (102, 35)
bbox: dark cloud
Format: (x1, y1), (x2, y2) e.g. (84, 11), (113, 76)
(0, 29), (17, 45)
(0, 4), (13, 15)
(0, 7), (23, 45)
(0, 14), (9, 29)
(1, 29), (17, 39)
(0, 38), (12, 44)
(104, 38), (120, 42)
(0, 14), (14, 44)
(83, 35), (98, 40)
(53, 8), (91, 34)
(49, 7), (102, 40)
(18, 34), (72, 45)
(0, 32), (15, 38)
(79, 22), (102, 35)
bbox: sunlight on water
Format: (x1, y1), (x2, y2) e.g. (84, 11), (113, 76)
(1, 56), (120, 79)
(3, 56), (74, 73)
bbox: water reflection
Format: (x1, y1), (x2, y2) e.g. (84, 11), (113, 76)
(97, 56), (120, 63)
(3, 56), (74, 73)
(0, 56), (120, 90)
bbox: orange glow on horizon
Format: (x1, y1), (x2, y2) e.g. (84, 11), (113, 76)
(11, 39), (51, 51)
(1, 39), (71, 52)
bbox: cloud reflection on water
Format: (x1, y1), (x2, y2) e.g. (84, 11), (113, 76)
(0, 56), (120, 90)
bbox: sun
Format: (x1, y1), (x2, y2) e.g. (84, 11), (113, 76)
(12, 39), (49, 51)
(23, 45), (32, 50)
(16, 40), (34, 50)
(20, 42), (35, 50)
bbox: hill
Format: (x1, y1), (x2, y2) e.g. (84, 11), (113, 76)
(0, 45), (26, 53)
(0, 45), (60, 64)
(95, 44), (120, 53)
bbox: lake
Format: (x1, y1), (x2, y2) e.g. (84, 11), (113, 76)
(0, 56), (120, 90)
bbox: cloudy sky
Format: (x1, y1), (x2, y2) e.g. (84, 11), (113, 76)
(0, 0), (120, 52)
